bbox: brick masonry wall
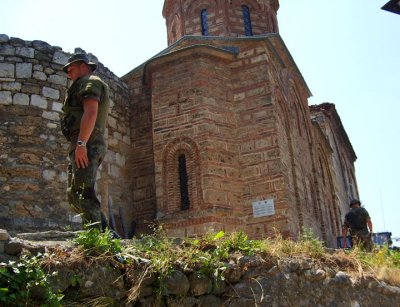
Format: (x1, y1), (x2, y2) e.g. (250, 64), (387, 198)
(143, 49), (242, 237)
(122, 67), (157, 234)
(310, 103), (359, 247)
(0, 30), (358, 246)
(132, 37), (297, 238)
(164, 0), (279, 45)
(129, 35), (358, 246)
(230, 42), (285, 238)
(0, 34), (133, 234)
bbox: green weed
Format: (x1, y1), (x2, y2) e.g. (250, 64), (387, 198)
(72, 226), (122, 255)
(0, 254), (63, 306)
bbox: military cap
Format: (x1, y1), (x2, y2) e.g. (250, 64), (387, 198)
(62, 53), (97, 73)
(349, 198), (361, 207)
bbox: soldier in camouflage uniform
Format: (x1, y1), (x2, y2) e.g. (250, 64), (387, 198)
(61, 53), (109, 229)
(342, 199), (374, 251)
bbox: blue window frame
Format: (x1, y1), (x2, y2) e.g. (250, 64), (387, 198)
(242, 5), (253, 36)
(201, 9), (209, 36)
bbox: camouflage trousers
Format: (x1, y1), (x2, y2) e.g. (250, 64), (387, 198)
(67, 141), (106, 227)
(351, 232), (373, 252)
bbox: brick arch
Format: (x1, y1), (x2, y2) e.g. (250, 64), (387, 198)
(275, 88), (291, 134)
(288, 82), (312, 144)
(228, 0), (262, 11)
(184, 0), (217, 14)
(184, 0), (217, 38)
(340, 154), (351, 198)
(162, 137), (203, 213)
(275, 90), (304, 231)
(288, 88), (302, 137)
(349, 168), (356, 195)
(308, 175), (321, 220)
(314, 146), (330, 241)
(317, 146), (341, 237)
(232, 0), (278, 33)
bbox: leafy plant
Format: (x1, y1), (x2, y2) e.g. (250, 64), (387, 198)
(73, 226), (122, 255)
(222, 231), (264, 255)
(0, 254), (63, 306)
(298, 227), (325, 256)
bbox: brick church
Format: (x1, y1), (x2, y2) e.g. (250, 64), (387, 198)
(0, 0), (358, 247)
(122, 0), (358, 247)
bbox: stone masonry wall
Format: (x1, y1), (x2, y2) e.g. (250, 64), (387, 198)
(0, 34), (133, 234)
(1, 230), (398, 306)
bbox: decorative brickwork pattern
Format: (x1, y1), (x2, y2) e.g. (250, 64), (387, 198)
(0, 1), (359, 246)
(121, 28), (358, 245)
(163, 0), (279, 45)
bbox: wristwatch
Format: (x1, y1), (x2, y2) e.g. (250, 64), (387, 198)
(77, 140), (87, 147)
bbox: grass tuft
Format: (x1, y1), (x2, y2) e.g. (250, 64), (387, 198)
(4, 226), (399, 306)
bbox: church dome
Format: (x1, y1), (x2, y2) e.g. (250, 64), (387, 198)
(163, 0), (280, 45)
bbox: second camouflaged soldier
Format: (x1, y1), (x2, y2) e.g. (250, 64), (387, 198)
(342, 199), (374, 251)
(61, 53), (109, 230)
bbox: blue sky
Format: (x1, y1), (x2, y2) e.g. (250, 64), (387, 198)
(1, 0), (399, 245)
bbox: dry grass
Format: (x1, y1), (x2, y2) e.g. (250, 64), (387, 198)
(42, 228), (400, 294)
(342, 244), (400, 286)
(62, 296), (119, 307)
(261, 231), (325, 258)
(375, 266), (400, 285)
(254, 230), (400, 287)
(4, 228), (398, 307)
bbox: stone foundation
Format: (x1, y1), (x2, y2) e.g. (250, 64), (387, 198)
(0, 230), (399, 306)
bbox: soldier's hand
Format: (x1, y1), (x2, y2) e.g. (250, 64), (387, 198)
(75, 146), (89, 168)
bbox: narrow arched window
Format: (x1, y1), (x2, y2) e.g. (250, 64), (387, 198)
(178, 154), (190, 210)
(242, 5), (253, 36)
(201, 9), (209, 36)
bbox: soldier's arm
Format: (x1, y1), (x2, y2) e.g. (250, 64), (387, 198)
(75, 99), (98, 169)
(367, 219), (373, 238)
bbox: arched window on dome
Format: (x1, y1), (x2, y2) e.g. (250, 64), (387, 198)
(178, 154), (190, 210)
(242, 5), (253, 36)
(201, 9), (209, 36)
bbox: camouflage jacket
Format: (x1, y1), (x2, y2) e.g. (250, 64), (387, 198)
(61, 75), (109, 147)
(344, 207), (371, 237)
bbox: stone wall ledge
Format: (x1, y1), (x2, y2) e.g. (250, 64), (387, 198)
(0, 229), (399, 306)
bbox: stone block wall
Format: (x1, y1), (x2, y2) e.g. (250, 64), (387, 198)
(1, 231), (399, 306)
(0, 34), (133, 234)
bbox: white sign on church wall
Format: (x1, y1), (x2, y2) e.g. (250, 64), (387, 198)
(252, 199), (275, 218)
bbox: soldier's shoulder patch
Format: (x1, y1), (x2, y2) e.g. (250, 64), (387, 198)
(78, 76), (105, 101)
